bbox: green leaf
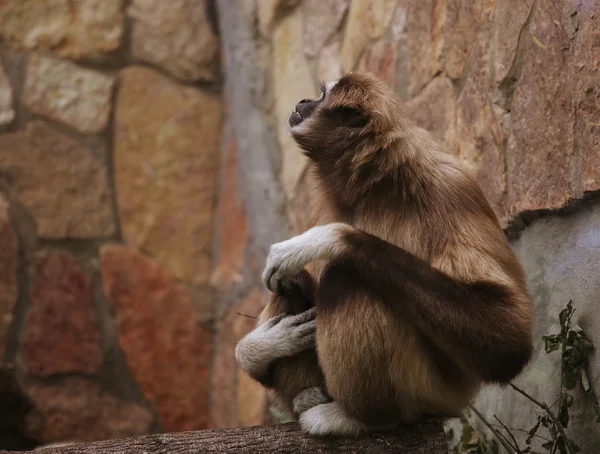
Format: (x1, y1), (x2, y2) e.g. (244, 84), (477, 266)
(543, 334), (563, 353)
(559, 301), (574, 333)
(565, 393), (574, 407)
(581, 368), (592, 393)
(557, 436), (568, 454)
(559, 393), (573, 427)
(526, 417), (542, 445)
(541, 440), (554, 451)
(540, 414), (551, 428)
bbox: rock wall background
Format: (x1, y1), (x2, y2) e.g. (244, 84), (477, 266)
(0, 0), (599, 451)
(0, 0), (226, 446)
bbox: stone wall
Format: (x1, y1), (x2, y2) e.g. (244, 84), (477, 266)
(0, 0), (231, 446)
(0, 0), (599, 450)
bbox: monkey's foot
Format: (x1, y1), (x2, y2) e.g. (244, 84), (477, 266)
(265, 308), (317, 355)
(235, 308), (317, 379)
(293, 387), (330, 415)
(298, 402), (368, 436)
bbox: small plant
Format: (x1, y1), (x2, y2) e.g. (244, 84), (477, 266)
(452, 300), (598, 454)
(447, 417), (499, 454)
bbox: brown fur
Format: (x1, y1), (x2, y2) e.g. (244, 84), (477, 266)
(255, 73), (533, 424)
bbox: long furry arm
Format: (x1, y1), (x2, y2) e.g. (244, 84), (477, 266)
(263, 223), (533, 383)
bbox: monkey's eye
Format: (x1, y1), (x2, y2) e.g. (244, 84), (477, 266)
(330, 106), (364, 125)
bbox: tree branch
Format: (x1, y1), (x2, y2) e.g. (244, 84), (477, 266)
(508, 383), (576, 454)
(2, 420), (447, 454)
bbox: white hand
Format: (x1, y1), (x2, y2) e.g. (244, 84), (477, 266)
(262, 223), (348, 293)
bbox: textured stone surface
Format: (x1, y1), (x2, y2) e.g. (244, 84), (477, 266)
(22, 250), (103, 377)
(216, 1), (290, 272)
(114, 67), (222, 284)
(0, 122), (115, 238)
(24, 377), (153, 443)
(101, 245), (213, 432)
(405, 0), (446, 95)
(358, 40), (398, 87)
(455, 38), (507, 224)
(210, 137), (249, 289)
(273, 10), (315, 200)
(0, 0), (124, 59)
(392, 1), (410, 100)
(210, 289), (266, 428)
(340, 0), (398, 72)
(0, 196), (18, 359)
(508, 0), (574, 215)
(390, 0), (408, 39)
(318, 41), (342, 83)
(494, 0), (535, 84)
(406, 76), (456, 151)
(23, 56), (115, 134)
(573, 2), (600, 192)
(129, 0), (218, 82)
(208, 304), (238, 429)
(303, 0), (348, 57)
(443, 0), (494, 79)
(472, 204), (600, 454)
(0, 62), (14, 126)
(257, 0), (301, 37)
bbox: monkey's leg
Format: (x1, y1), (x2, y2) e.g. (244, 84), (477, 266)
(263, 223), (532, 384)
(296, 265), (402, 436)
(235, 308), (316, 386)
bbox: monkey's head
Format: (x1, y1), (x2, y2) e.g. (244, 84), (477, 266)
(288, 73), (412, 197)
(289, 72), (404, 149)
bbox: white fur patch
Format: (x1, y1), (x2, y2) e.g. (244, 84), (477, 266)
(299, 402), (368, 436)
(325, 80), (339, 93)
(262, 223), (350, 292)
(235, 309), (316, 380)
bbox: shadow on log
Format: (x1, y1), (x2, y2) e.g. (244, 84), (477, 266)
(3, 419), (447, 453)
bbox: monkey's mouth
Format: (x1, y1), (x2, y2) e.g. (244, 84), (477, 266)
(289, 110), (303, 127)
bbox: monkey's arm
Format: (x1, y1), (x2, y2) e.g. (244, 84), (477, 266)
(263, 223), (533, 384)
(234, 309), (316, 387)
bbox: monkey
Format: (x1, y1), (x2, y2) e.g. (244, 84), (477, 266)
(235, 72), (534, 436)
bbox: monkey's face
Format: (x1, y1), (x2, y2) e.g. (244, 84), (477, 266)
(289, 73), (401, 163)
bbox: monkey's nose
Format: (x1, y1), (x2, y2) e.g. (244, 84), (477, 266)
(298, 99), (312, 104)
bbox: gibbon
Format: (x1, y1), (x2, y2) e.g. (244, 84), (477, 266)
(235, 73), (534, 436)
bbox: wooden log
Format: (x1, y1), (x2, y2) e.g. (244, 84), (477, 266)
(5, 420), (447, 453)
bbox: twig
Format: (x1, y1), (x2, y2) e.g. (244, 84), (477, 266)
(508, 383), (576, 454)
(469, 405), (518, 454)
(237, 312), (258, 319)
(494, 415), (522, 452)
(489, 424), (552, 443)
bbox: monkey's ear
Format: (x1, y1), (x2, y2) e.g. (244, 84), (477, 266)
(325, 105), (369, 128)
